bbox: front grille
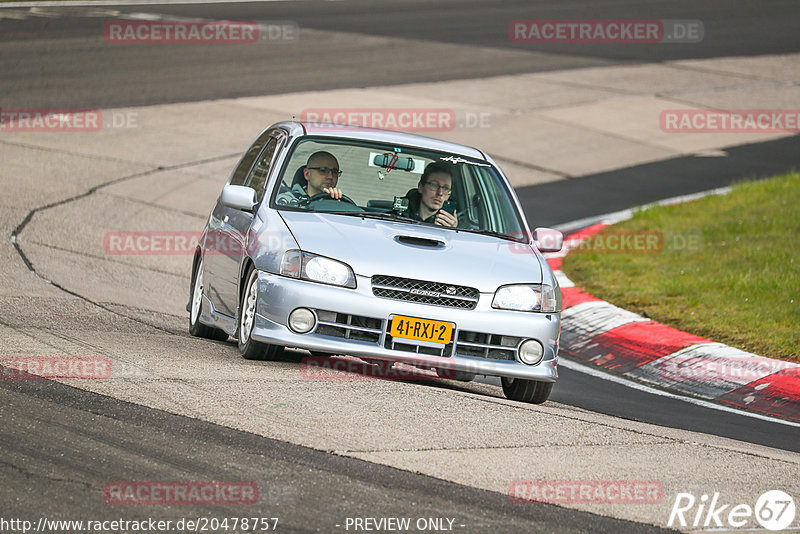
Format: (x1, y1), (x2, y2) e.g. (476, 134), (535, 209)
(372, 275), (479, 310)
(455, 331), (520, 361)
(314, 310), (382, 344)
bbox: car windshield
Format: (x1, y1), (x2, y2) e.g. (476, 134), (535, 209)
(270, 137), (527, 241)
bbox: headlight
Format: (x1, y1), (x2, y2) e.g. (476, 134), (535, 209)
(493, 285), (539, 311)
(305, 256), (353, 286)
(280, 250), (356, 288)
(492, 284), (559, 313)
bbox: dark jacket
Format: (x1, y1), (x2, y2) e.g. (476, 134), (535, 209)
(400, 189), (437, 223)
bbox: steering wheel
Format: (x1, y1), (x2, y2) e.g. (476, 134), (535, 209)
(307, 192), (357, 205)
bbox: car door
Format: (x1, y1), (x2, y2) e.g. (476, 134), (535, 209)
(205, 131), (284, 318)
(204, 130), (275, 317)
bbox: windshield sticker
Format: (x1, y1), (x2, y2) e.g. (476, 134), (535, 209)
(440, 155), (490, 167)
(385, 153), (399, 173)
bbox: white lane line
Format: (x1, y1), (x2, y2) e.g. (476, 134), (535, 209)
(1, 0), (300, 7)
(558, 356), (800, 428)
(555, 186), (732, 234)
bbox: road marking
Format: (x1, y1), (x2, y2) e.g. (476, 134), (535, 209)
(559, 356), (800, 428)
(554, 193), (798, 426)
(630, 342), (798, 397)
(561, 301), (649, 350)
(554, 186), (732, 234)
(1, 0), (291, 7)
(0, 10), (28, 18)
(0, 6), (120, 18)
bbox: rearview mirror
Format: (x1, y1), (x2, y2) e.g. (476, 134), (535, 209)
(533, 227), (563, 253)
(373, 153), (415, 172)
(220, 185), (257, 212)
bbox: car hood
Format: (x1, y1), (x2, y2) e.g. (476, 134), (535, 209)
(279, 211), (544, 292)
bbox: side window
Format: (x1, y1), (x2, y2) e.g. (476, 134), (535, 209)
(229, 130), (273, 186)
(460, 166), (483, 229)
(474, 168), (520, 234)
(244, 137), (279, 202)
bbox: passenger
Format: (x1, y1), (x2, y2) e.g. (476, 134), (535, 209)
(277, 151), (344, 205)
(403, 162), (458, 227)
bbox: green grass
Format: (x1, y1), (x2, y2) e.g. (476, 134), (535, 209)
(562, 172), (800, 362)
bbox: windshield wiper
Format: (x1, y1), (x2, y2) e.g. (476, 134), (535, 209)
(327, 211), (423, 224)
(460, 227), (521, 241)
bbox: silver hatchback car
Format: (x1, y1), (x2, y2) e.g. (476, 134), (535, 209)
(188, 121), (563, 403)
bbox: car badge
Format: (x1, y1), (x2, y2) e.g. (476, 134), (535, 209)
(410, 289), (440, 297)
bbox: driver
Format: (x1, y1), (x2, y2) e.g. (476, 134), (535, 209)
(277, 151), (344, 205)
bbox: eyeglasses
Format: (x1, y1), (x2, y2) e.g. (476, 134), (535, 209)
(307, 166), (342, 177)
(423, 182), (452, 194)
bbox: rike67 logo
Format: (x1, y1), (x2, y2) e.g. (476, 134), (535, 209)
(668, 490), (796, 531)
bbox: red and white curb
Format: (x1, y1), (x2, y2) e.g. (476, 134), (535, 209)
(547, 222), (800, 424)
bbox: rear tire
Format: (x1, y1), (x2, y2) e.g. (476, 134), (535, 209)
(238, 267), (283, 361)
(501, 377), (553, 404)
(189, 258), (229, 341)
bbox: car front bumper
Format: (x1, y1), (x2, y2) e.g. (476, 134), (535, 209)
(250, 271), (559, 382)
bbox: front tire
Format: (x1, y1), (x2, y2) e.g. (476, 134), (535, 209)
(189, 258), (228, 341)
(501, 377), (553, 404)
(238, 267), (283, 361)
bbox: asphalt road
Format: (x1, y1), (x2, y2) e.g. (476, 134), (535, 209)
(550, 364), (800, 453)
(1, 372), (674, 534)
(519, 136), (800, 228)
(1, 0), (799, 531)
(2, 0), (800, 107)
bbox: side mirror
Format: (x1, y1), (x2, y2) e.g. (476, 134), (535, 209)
(220, 185), (257, 212)
(533, 227), (563, 253)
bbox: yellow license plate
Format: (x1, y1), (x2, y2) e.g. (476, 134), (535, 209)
(390, 315), (453, 345)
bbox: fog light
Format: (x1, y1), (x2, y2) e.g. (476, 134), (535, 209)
(518, 340), (544, 365)
(288, 308), (316, 334)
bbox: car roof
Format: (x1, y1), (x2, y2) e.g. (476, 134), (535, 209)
(268, 120), (488, 161)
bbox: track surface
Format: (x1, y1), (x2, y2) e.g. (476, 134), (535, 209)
(2, 0), (800, 107)
(2, 373), (672, 534)
(1, 1), (799, 531)
(549, 365), (799, 452)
